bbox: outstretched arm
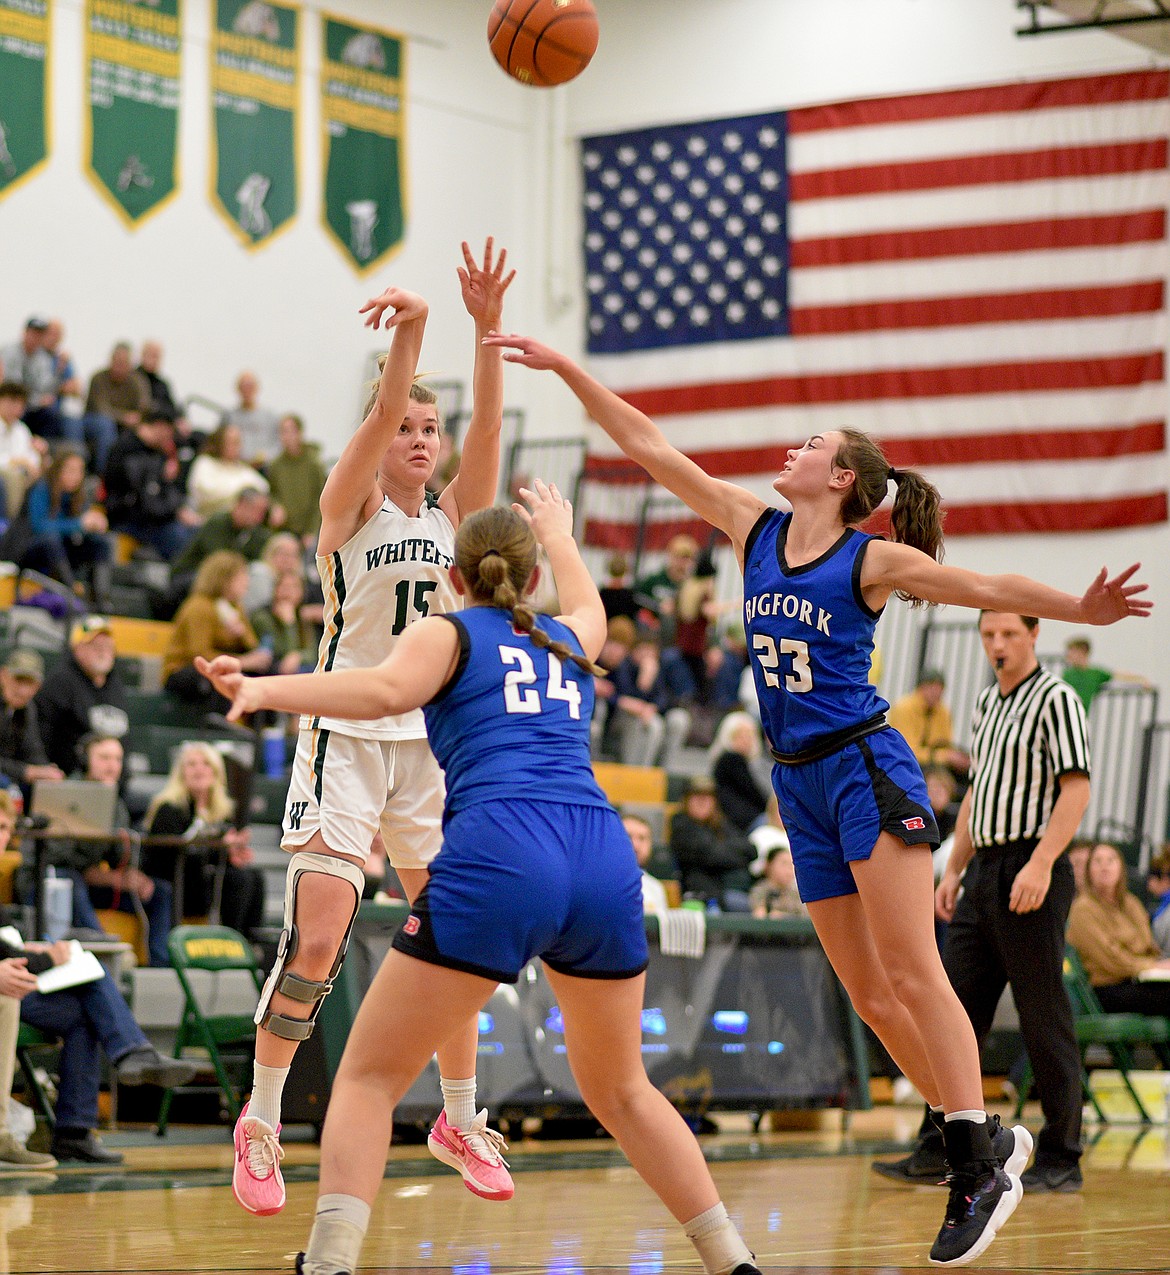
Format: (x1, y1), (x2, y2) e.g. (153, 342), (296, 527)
(317, 287), (428, 554)
(440, 239), (516, 530)
(483, 335), (767, 559)
(194, 615), (458, 722)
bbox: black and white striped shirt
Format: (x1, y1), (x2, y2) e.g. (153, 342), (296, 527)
(968, 665), (1090, 849)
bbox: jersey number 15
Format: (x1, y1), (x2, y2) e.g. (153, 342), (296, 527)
(753, 634), (813, 693)
(499, 645), (582, 719)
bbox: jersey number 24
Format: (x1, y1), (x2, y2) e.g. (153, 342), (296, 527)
(753, 634), (813, 693)
(499, 645), (582, 719)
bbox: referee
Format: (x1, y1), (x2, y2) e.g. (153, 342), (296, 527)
(876, 610), (1087, 1192)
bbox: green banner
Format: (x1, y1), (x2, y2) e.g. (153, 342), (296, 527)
(320, 15), (405, 273)
(211, 0), (298, 249)
(85, 0), (181, 226)
(0, 0), (50, 199)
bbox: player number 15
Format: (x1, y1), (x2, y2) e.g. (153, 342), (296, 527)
(752, 634), (813, 693)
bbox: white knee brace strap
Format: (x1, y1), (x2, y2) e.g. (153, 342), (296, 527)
(255, 851), (365, 1041)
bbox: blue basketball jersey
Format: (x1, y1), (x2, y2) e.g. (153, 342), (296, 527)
(743, 509), (890, 757)
(423, 608), (611, 816)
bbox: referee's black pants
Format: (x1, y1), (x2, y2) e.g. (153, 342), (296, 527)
(943, 841), (1082, 1165)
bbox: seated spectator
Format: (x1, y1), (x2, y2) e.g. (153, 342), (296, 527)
(709, 710), (768, 833)
(142, 742), (265, 939)
(1061, 635), (1149, 713)
(1147, 849), (1170, 956)
(923, 765), (961, 843)
(221, 370), (281, 467)
(4, 448), (111, 608)
(622, 812), (669, 916)
(251, 570), (319, 675)
(1067, 840), (1170, 1015)
(0, 317), (71, 445)
(136, 340), (181, 421)
(634, 533), (697, 644)
(704, 623), (749, 715)
(674, 547), (719, 697)
(266, 414), (326, 546)
(749, 845), (807, 920)
(669, 775), (754, 913)
(163, 551), (272, 710)
(81, 341), (148, 473)
(42, 319), (82, 410)
(1067, 838), (1092, 895)
(590, 615), (636, 756)
(0, 650), (64, 796)
(747, 794), (790, 877)
(887, 669), (968, 782)
(102, 409), (200, 561)
(188, 423), (271, 519)
(603, 632), (691, 769)
(598, 553), (639, 624)
(242, 529), (306, 614)
(34, 615), (129, 777)
(0, 381), (43, 521)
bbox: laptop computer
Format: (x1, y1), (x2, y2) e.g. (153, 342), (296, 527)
(30, 779), (119, 838)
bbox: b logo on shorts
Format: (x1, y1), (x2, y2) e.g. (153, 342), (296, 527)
(403, 915), (420, 936)
(902, 816), (926, 832)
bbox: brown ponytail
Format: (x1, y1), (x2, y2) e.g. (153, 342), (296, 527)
(833, 428), (945, 607)
(362, 357), (439, 420)
(455, 507), (604, 676)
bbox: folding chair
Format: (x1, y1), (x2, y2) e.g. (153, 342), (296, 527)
(155, 925), (263, 1136)
(1013, 946), (1170, 1123)
(15, 1024), (57, 1129)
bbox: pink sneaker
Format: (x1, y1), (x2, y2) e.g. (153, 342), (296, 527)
(427, 1109), (514, 1201)
(232, 1101), (286, 1215)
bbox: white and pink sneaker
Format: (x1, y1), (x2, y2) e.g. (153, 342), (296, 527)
(427, 1109), (514, 1201)
(232, 1101), (286, 1215)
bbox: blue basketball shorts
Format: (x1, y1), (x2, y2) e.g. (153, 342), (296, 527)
(392, 798), (649, 984)
(771, 728), (939, 903)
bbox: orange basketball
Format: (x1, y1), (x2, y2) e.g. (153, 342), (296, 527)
(487, 0), (599, 88)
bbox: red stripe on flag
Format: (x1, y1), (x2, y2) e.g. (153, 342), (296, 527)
(866, 492), (1168, 536)
(582, 422), (1166, 483)
(583, 516), (721, 552)
(791, 210), (1166, 268)
(788, 70), (1170, 134)
(790, 282), (1164, 336)
(618, 352), (1164, 417)
(790, 139), (1168, 201)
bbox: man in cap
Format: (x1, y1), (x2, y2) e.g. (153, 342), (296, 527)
(0, 318), (71, 444)
(0, 650), (64, 793)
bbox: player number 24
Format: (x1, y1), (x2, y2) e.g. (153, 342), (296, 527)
(499, 645), (582, 719)
(752, 634), (813, 693)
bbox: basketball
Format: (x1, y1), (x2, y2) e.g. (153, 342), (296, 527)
(487, 0), (599, 88)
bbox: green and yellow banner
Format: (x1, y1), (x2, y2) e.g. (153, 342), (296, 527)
(211, 0), (298, 249)
(85, 0), (181, 226)
(0, 0), (50, 200)
(320, 15), (405, 273)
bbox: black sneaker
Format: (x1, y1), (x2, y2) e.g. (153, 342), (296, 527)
(294, 1255), (351, 1275)
(1020, 1159), (1082, 1193)
(988, 1113), (1033, 1177)
(929, 1165), (1022, 1266)
(872, 1138), (948, 1183)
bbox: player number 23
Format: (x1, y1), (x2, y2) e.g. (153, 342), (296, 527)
(752, 634), (813, 693)
(499, 645), (582, 719)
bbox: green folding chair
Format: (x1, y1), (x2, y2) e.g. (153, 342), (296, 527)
(156, 925), (264, 1136)
(16, 1023), (58, 1129)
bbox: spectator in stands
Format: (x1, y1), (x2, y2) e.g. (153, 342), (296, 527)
(923, 765), (961, 843)
(136, 340), (181, 421)
(143, 741), (265, 939)
(669, 775), (755, 912)
(250, 570), (318, 675)
(241, 529), (306, 614)
(1067, 841), (1170, 1015)
(266, 414), (326, 546)
(634, 533), (698, 643)
(188, 422), (271, 519)
(1067, 838), (1092, 895)
(222, 370), (281, 467)
(598, 553), (640, 623)
(747, 793), (789, 877)
(623, 812), (668, 916)
(603, 631), (691, 769)
(0, 317), (69, 444)
(674, 547), (720, 697)
(0, 650), (64, 794)
(709, 710), (768, 833)
(590, 615), (636, 756)
(1147, 850), (1170, 956)
(171, 486), (271, 582)
(1060, 636), (1149, 713)
(0, 381), (43, 521)
(425, 429), (461, 498)
(82, 341), (148, 473)
(704, 623), (749, 714)
(34, 615), (129, 778)
(102, 408), (199, 562)
(887, 669), (969, 782)
(42, 319), (82, 409)
(163, 550), (272, 711)
(10, 448), (111, 608)
(749, 845), (807, 920)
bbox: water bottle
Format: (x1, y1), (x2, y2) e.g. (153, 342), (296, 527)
(43, 868), (73, 943)
(261, 725), (286, 778)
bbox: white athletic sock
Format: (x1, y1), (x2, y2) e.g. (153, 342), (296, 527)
(302, 1193), (370, 1275)
(248, 1061), (290, 1131)
(440, 1075), (477, 1131)
(684, 1202), (754, 1275)
(944, 1109), (987, 1123)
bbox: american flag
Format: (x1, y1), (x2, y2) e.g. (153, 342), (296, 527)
(579, 69), (1169, 550)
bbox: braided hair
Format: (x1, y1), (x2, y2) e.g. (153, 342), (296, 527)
(454, 507), (605, 676)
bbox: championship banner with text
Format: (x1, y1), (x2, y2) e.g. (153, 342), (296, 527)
(211, 0), (298, 249)
(85, 0), (180, 225)
(0, 0), (50, 200)
(320, 15), (405, 273)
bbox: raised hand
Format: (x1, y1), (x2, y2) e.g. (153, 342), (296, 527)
(481, 333), (566, 372)
(458, 237), (515, 330)
(1078, 564), (1152, 624)
(358, 286), (428, 331)
(513, 478), (574, 547)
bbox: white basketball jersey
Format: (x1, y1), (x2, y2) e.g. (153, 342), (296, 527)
(307, 493), (460, 740)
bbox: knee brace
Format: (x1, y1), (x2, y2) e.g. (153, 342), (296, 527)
(254, 851), (365, 1041)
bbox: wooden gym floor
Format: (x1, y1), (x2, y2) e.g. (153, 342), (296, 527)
(4, 1102), (1168, 1275)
